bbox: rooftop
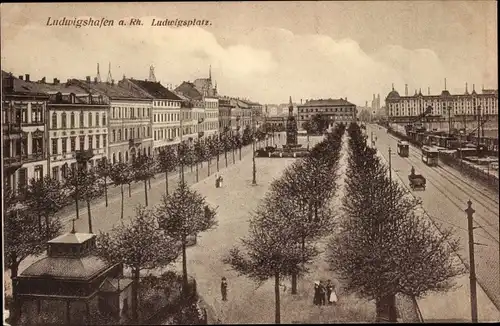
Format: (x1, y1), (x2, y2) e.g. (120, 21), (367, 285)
(299, 98), (355, 107)
(74, 80), (151, 100)
(129, 79), (182, 100)
(48, 232), (95, 244)
(19, 256), (112, 280)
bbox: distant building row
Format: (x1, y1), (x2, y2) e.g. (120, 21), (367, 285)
(2, 69), (263, 194)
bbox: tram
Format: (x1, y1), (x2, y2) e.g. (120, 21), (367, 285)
(421, 146), (439, 166)
(397, 140), (409, 157)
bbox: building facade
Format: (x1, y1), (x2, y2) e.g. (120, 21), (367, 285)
(2, 72), (49, 194)
(297, 98), (357, 129)
(386, 84), (499, 135)
(122, 79), (183, 154)
(218, 98), (234, 134)
(203, 97), (219, 137)
(82, 78), (153, 164)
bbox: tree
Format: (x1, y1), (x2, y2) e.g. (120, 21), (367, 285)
(157, 146), (178, 195)
(155, 180), (218, 293)
(96, 159), (111, 207)
(327, 123), (464, 322)
(235, 133), (243, 161)
(194, 139), (208, 182)
(96, 205), (180, 323)
(109, 162), (133, 219)
(208, 136), (219, 173)
(242, 125), (252, 146)
(302, 120), (313, 134)
(4, 188), (62, 323)
(222, 133), (231, 167)
(133, 154), (156, 206)
(24, 175), (66, 238)
(223, 196), (318, 324)
(81, 169), (105, 233)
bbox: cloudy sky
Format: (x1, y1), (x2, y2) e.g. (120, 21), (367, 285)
(1, 1), (497, 106)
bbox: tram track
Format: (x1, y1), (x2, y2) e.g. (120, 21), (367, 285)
(405, 151), (499, 244)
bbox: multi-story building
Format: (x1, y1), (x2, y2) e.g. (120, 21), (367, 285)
(203, 97), (219, 137)
(76, 77), (154, 164)
(218, 97), (234, 134)
(232, 99), (253, 132)
(36, 78), (109, 179)
(297, 98), (357, 129)
(386, 84), (499, 135)
(2, 72), (49, 194)
(121, 79), (182, 154)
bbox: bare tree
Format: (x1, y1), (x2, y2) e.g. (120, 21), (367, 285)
(96, 159), (111, 207)
(109, 162), (133, 219)
(132, 154), (156, 206)
(96, 205), (180, 323)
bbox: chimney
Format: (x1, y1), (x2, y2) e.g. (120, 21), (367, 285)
(25, 74), (30, 82)
(86, 76), (91, 83)
(300, 99), (303, 104)
(4, 73), (14, 92)
(41, 77), (46, 83)
(111, 79), (115, 86)
(53, 78), (59, 85)
(94, 77), (98, 83)
(405, 84), (408, 96)
(19, 75), (24, 81)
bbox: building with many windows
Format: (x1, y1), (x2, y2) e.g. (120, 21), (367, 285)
(2, 72), (49, 194)
(385, 84), (499, 135)
(218, 97), (234, 134)
(36, 79), (109, 179)
(121, 79), (183, 154)
(76, 78), (154, 164)
(297, 98), (357, 129)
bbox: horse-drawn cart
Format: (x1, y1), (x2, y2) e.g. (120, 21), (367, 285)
(408, 173), (426, 190)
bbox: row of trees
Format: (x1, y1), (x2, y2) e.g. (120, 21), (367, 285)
(96, 180), (218, 323)
(223, 123), (347, 323)
(326, 122), (464, 322)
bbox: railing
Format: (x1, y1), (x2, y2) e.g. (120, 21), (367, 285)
(3, 156), (22, 166)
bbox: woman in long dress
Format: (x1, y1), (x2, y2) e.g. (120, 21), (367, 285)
(313, 281), (320, 305)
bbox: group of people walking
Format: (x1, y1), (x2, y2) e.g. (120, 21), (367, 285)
(313, 280), (337, 306)
(215, 175), (224, 188)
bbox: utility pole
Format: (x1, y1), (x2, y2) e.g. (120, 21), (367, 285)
(465, 200), (478, 323)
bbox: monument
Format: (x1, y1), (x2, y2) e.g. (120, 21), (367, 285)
(284, 96), (301, 150)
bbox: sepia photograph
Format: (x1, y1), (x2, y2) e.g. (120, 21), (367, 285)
(1, 1), (498, 324)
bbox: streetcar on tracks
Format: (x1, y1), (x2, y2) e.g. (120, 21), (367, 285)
(421, 146), (439, 166)
(397, 140), (409, 157)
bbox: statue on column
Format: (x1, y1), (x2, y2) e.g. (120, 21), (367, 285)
(286, 96), (298, 146)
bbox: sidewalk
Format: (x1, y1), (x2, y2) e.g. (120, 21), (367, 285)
(374, 134), (500, 322)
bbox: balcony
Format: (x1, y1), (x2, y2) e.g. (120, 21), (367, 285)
(75, 149), (94, 162)
(3, 156), (23, 172)
(129, 138), (142, 147)
(2, 123), (22, 135)
(22, 152), (45, 164)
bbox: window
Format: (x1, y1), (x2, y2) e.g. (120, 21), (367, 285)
(112, 153), (116, 164)
(52, 112), (57, 129)
(125, 129), (128, 140)
(125, 151), (129, 162)
(62, 138), (67, 154)
(96, 113), (100, 126)
(96, 135), (100, 149)
(52, 139), (58, 155)
(143, 108), (145, 117)
(52, 166), (59, 180)
(118, 152), (122, 162)
(34, 165), (43, 181)
(62, 164), (68, 178)
(89, 112), (93, 127)
(70, 137), (76, 152)
(88, 135), (93, 149)
(112, 130), (116, 142)
(102, 113), (106, 125)
(79, 111), (84, 127)
(118, 129), (122, 141)
(71, 112), (75, 128)
(61, 112), (67, 128)
(103, 134), (107, 148)
(79, 136), (85, 150)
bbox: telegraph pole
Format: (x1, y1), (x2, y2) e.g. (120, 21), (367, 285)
(465, 200), (478, 323)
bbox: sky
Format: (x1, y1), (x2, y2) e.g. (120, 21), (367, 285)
(1, 1), (497, 106)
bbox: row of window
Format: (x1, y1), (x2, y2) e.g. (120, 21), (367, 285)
(51, 135), (107, 155)
(8, 102), (44, 124)
(51, 111), (107, 129)
(111, 127), (151, 143)
(154, 128), (179, 141)
(112, 106), (151, 120)
(389, 106), (497, 116)
(299, 115), (354, 120)
(154, 113), (180, 123)
(154, 100), (181, 108)
(111, 147), (151, 164)
(299, 107), (354, 113)
(205, 101), (218, 109)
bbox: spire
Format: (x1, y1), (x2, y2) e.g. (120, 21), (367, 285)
(209, 65), (212, 80)
(465, 82), (468, 93)
(444, 78), (447, 91)
(71, 218), (76, 234)
(106, 62), (112, 83)
(96, 63), (102, 83)
(472, 84), (476, 93)
(289, 96), (293, 106)
(149, 65), (156, 82)
(392, 83), (394, 91)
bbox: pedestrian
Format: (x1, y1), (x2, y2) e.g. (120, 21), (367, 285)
(215, 174), (219, 188)
(221, 277), (228, 301)
(219, 175), (224, 187)
(313, 281), (320, 305)
(326, 280), (333, 305)
(319, 281), (327, 305)
(411, 166), (415, 176)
